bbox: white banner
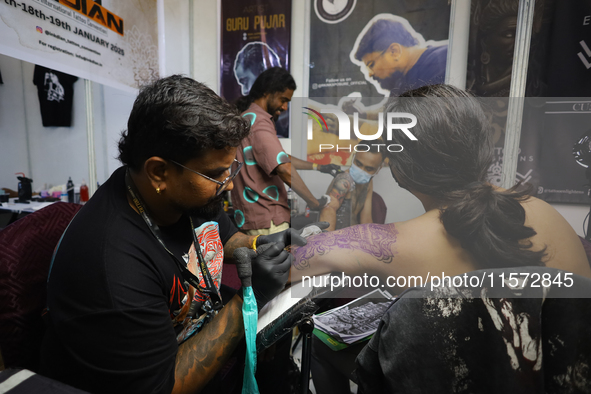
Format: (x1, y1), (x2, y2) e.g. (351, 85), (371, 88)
(0, 0), (159, 92)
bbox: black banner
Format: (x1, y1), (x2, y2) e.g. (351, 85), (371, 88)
(220, 0), (291, 137)
(469, 0), (591, 204)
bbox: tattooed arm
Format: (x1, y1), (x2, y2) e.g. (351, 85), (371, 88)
(172, 296), (244, 394)
(319, 172), (353, 231)
(223, 232), (257, 264)
(291, 223), (400, 282)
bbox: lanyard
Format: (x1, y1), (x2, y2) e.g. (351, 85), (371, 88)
(125, 168), (223, 311)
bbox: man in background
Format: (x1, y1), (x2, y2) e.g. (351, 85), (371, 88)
(233, 67), (338, 236)
(320, 148), (386, 231)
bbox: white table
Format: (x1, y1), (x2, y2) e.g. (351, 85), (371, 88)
(0, 199), (57, 227)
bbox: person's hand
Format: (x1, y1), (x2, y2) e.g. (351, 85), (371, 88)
(257, 222), (330, 248)
(234, 243), (291, 310)
(318, 164), (343, 177)
(341, 98), (367, 118)
(323, 113), (340, 136)
(251, 243), (292, 310)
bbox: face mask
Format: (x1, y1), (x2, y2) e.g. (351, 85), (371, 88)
(349, 163), (373, 184)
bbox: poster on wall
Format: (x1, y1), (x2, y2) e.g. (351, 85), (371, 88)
(306, 0), (451, 166)
(0, 0), (159, 92)
(468, 0), (591, 204)
(220, 0), (291, 137)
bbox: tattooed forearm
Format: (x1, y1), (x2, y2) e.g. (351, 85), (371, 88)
(173, 296), (244, 394)
(224, 232), (256, 263)
(292, 223), (399, 270)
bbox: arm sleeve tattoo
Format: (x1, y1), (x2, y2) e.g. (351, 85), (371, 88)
(293, 223), (399, 270)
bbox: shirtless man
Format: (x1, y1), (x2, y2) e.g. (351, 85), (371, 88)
(319, 148), (385, 231)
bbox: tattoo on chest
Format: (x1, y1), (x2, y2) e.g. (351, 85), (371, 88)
(293, 223), (399, 269)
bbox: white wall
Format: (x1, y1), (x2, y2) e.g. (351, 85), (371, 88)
(163, 0), (192, 78)
(0, 54), (89, 191)
(0, 55), (30, 191)
(191, 0), (219, 90)
(95, 84), (136, 182)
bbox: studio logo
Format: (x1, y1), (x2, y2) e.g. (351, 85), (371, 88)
(305, 108), (417, 153)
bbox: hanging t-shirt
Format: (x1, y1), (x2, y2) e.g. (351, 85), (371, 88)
(33, 65), (78, 127)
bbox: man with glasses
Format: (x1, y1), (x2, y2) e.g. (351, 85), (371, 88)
(351, 15), (447, 97)
(41, 75), (304, 394)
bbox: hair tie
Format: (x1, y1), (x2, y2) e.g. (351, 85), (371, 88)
(464, 181), (487, 190)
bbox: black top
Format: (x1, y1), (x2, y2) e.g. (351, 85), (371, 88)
(33, 66), (78, 127)
(40, 166), (238, 394)
(354, 266), (591, 393)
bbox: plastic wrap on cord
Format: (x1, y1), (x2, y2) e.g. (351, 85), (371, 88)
(241, 286), (259, 394)
(234, 247), (259, 394)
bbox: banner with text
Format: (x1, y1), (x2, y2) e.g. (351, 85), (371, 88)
(220, 0), (291, 137)
(0, 0), (159, 92)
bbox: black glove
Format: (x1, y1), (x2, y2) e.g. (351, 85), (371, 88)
(257, 222), (330, 248)
(234, 243), (291, 310)
(318, 164), (343, 177)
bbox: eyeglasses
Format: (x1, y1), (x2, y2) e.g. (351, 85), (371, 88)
(366, 49), (388, 71)
(170, 159), (243, 196)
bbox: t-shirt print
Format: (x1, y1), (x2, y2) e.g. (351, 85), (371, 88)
(172, 221), (224, 343)
(187, 221), (224, 303)
(44, 71), (66, 102)
(33, 65), (78, 127)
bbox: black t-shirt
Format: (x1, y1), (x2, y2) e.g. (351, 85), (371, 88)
(40, 166), (238, 394)
(33, 65), (78, 127)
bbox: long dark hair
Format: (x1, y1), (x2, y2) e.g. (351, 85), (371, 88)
(386, 84), (546, 268)
(234, 67), (296, 112)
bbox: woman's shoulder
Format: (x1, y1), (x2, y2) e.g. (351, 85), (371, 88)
(521, 195), (591, 278)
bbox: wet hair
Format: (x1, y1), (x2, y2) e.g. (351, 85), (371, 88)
(118, 75), (250, 170)
(235, 67), (296, 112)
(354, 19), (419, 61)
(385, 84), (546, 268)
(234, 42), (281, 78)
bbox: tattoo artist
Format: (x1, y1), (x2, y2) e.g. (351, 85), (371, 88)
(40, 76), (315, 394)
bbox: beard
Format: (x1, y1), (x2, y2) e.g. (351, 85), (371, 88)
(185, 194), (225, 220)
(267, 105), (282, 122)
(375, 71), (403, 92)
